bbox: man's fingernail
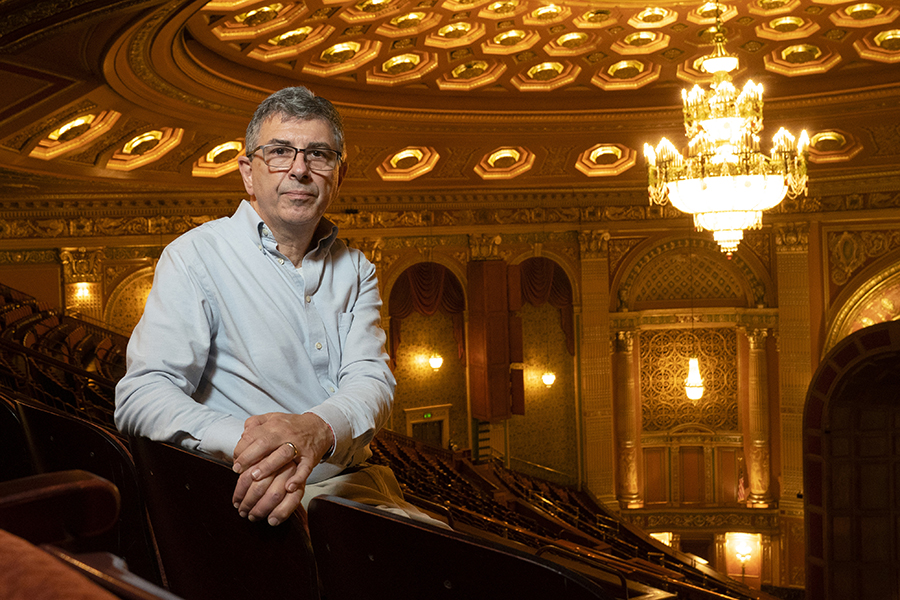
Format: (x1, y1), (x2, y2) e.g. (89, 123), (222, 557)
(287, 483), (297, 492)
(239, 510), (248, 518)
(268, 517), (280, 526)
(251, 469), (261, 480)
(232, 462), (241, 473)
(234, 502), (240, 509)
(247, 514), (257, 522)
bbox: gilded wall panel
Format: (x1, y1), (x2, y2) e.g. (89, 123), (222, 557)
(639, 328), (738, 432)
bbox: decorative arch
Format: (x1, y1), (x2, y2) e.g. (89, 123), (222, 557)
(387, 262), (466, 367)
(614, 236), (771, 312)
(104, 266), (154, 334)
(804, 320), (900, 599)
(507, 247), (581, 308)
(511, 256), (575, 356)
(823, 250), (900, 354)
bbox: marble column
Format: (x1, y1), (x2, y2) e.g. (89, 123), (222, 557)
(613, 331), (641, 507)
(746, 328), (772, 505)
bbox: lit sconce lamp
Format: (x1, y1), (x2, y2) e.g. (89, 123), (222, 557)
(736, 542), (752, 584)
(75, 282), (91, 300)
(428, 353), (443, 371)
(685, 356), (704, 403)
(541, 371), (556, 388)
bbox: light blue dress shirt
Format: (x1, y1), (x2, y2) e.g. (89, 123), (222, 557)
(115, 200), (395, 484)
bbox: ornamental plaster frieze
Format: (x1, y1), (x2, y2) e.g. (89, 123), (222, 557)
(609, 308), (778, 333)
(641, 433), (744, 446)
(827, 228), (900, 287)
(624, 509), (781, 533)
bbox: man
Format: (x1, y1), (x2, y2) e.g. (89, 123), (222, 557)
(116, 86), (416, 526)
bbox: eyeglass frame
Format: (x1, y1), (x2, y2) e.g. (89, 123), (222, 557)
(246, 143), (343, 172)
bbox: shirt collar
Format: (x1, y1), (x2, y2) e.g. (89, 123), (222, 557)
(235, 199), (339, 255)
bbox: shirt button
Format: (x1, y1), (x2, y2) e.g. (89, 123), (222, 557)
(315, 342), (323, 350)
(329, 386), (335, 393)
(306, 295), (312, 303)
(278, 258), (284, 265)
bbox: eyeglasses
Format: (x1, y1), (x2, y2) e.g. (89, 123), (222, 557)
(248, 144), (342, 172)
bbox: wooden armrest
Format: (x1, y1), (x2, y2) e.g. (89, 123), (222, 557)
(0, 469), (120, 544)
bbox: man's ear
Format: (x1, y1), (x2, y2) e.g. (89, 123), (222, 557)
(238, 155), (254, 197)
(336, 160), (349, 188)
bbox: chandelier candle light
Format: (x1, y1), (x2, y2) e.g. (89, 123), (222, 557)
(644, 10), (809, 257)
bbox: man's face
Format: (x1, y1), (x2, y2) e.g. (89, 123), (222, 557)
(238, 115), (346, 237)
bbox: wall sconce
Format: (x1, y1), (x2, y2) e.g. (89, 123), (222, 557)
(428, 353), (443, 371)
(736, 542), (752, 584)
(74, 282), (91, 300)
(541, 371), (556, 387)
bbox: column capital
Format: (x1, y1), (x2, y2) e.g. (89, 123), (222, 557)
(58, 246), (105, 283)
(774, 222), (809, 253)
(579, 230), (610, 260)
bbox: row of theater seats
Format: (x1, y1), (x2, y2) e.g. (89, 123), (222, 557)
(369, 430), (767, 600)
(0, 285), (125, 431)
(0, 390), (618, 600)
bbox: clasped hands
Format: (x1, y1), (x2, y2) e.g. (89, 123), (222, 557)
(231, 412), (332, 526)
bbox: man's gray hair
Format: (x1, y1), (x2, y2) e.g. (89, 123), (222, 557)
(245, 86), (345, 155)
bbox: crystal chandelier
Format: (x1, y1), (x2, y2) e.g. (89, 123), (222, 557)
(644, 12), (809, 257)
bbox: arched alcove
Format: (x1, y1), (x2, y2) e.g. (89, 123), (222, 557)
(386, 262), (467, 450)
(804, 320), (900, 599)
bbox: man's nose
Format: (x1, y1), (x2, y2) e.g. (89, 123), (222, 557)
(289, 150), (311, 177)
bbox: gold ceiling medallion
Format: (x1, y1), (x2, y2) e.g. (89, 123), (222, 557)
(107, 128), (184, 172)
(855, 29), (900, 62)
(807, 131), (863, 164)
(193, 141), (244, 178)
(303, 40), (381, 75)
(474, 147), (534, 180)
(545, 31), (597, 57)
(574, 9), (615, 28)
(482, 29), (539, 55)
(30, 111), (121, 161)
(575, 144), (637, 177)
(645, 5), (809, 256)
(756, 16), (819, 40)
(479, 0), (526, 19)
(523, 4), (569, 25)
(212, 3), (306, 40)
(249, 25), (332, 61)
(438, 59), (505, 89)
(831, 3), (898, 27)
(376, 11), (441, 36)
(512, 61), (578, 90)
(611, 31), (670, 55)
(426, 21), (485, 48)
(764, 43), (840, 75)
(367, 52), (438, 85)
(377, 147), (440, 181)
(592, 59), (660, 90)
(748, 0), (797, 14)
(630, 7), (678, 28)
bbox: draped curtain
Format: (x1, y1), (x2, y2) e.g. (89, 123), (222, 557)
(388, 263), (465, 367)
(519, 257), (575, 356)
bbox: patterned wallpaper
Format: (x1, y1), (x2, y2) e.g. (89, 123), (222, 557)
(389, 310), (469, 450)
(639, 328), (739, 432)
(507, 302), (578, 486)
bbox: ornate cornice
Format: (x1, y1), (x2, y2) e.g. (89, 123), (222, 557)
(624, 508), (782, 533)
(610, 308), (779, 332)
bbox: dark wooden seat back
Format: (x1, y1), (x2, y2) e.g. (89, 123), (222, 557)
(307, 495), (612, 600)
(129, 436), (320, 600)
(15, 399), (162, 585)
(0, 392), (31, 482)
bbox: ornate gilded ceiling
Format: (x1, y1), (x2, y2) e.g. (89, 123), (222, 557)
(0, 0), (899, 216)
